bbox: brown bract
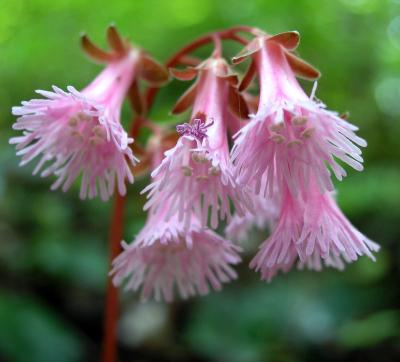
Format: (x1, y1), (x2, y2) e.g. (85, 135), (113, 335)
(81, 25), (169, 116)
(231, 31), (320, 92)
(170, 57), (250, 119)
(80, 25), (132, 62)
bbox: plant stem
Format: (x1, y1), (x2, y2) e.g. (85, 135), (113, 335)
(102, 192), (125, 362)
(101, 115), (143, 362)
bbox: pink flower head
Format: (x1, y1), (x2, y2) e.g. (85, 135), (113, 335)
(225, 178), (280, 243)
(142, 57), (251, 229)
(10, 50), (140, 201)
(110, 204), (241, 302)
(231, 33), (366, 197)
(250, 180), (380, 281)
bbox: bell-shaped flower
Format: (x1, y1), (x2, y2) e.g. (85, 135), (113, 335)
(231, 32), (366, 197)
(10, 27), (168, 200)
(225, 175), (280, 243)
(250, 179), (379, 281)
(142, 57), (251, 229)
(111, 204), (241, 302)
(11, 59), (139, 201)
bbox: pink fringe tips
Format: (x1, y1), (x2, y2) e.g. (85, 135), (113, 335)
(111, 207), (241, 302)
(10, 52), (140, 200)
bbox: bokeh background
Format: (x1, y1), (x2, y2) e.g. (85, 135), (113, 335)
(0, 0), (399, 361)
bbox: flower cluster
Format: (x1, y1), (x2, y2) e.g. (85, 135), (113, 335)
(10, 27), (379, 302)
(229, 32), (379, 280)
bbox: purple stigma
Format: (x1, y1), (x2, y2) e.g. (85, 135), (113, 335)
(176, 116), (214, 142)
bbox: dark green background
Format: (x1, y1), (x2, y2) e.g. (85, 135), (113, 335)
(0, 0), (399, 361)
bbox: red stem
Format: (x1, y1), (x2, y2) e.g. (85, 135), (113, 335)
(212, 34), (223, 57)
(101, 117), (143, 362)
(101, 25), (256, 362)
(102, 192), (125, 362)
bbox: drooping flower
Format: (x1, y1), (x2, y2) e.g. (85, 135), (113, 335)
(250, 179), (380, 281)
(110, 204), (241, 302)
(225, 177), (280, 243)
(142, 57), (252, 229)
(10, 26), (169, 201)
(10, 51), (140, 201)
(231, 32), (366, 197)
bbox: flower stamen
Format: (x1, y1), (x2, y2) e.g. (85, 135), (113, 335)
(176, 116), (214, 142)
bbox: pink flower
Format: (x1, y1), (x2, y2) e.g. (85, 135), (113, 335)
(142, 57), (251, 229)
(110, 205), (241, 302)
(250, 180), (380, 281)
(231, 33), (366, 197)
(225, 180), (279, 243)
(10, 51), (140, 201)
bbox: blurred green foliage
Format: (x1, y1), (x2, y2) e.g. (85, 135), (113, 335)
(0, 0), (399, 361)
